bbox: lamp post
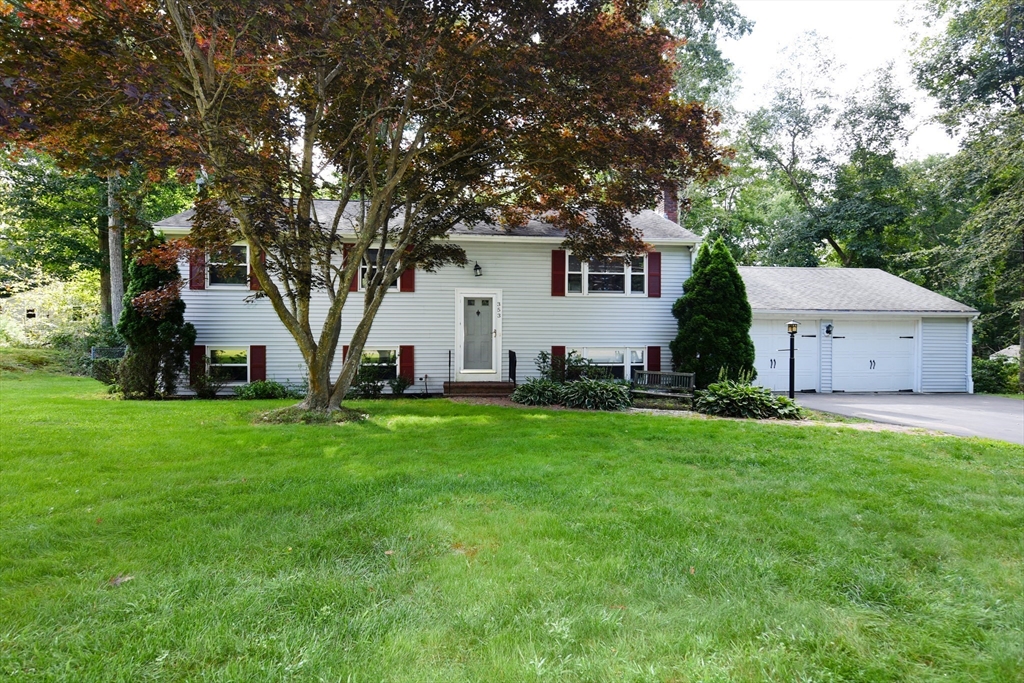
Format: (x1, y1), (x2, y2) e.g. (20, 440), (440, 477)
(787, 320), (799, 399)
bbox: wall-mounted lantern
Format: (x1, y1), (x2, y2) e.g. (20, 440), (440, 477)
(825, 323), (833, 336)
(473, 262), (482, 277)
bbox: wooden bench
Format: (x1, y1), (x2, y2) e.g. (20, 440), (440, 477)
(631, 370), (696, 402)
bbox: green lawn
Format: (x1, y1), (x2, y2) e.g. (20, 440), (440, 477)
(2, 370), (1022, 682)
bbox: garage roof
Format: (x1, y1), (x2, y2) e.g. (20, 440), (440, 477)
(153, 201), (699, 243)
(738, 267), (977, 314)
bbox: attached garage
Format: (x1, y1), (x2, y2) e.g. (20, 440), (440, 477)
(739, 267), (977, 394)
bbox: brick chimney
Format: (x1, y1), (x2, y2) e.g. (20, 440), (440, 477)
(663, 184), (679, 224)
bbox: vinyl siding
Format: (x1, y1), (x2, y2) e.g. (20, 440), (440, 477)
(179, 241), (691, 393)
(921, 317), (970, 392)
(819, 319), (833, 393)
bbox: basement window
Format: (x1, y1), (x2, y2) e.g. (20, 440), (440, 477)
(359, 348), (398, 380)
(209, 347), (248, 383)
(570, 347), (645, 380)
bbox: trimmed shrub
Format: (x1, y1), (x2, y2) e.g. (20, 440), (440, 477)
(510, 378), (564, 406)
(973, 356), (1019, 394)
(235, 380), (292, 400)
(694, 377), (800, 420)
(388, 375), (413, 396)
(190, 357), (228, 399)
(671, 239), (756, 388)
(91, 357), (120, 385)
(559, 378), (632, 411)
(348, 364), (385, 399)
(116, 247), (196, 399)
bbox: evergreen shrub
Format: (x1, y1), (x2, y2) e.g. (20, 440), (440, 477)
(235, 380), (292, 400)
(116, 245), (196, 399)
(671, 239), (756, 388)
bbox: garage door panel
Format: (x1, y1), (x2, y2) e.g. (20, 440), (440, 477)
(751, 318), (818, 392)
(831, 320), (915, 392)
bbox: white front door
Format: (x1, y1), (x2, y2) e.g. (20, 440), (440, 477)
(455, 290), (502, 380)
(831, 319), (916, 392)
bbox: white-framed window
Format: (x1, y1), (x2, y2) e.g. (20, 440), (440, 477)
(208, 347), (249, 383)
(570, 346), (645, 380)
(567, 254), (645, 295)
(359, 249), (400, 292)
(208, 244), (249, 286)
(359, 348), (399, 380)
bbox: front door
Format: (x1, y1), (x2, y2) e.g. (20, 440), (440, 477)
(464, 297), (493, 370)
(456, 290), (502, 380)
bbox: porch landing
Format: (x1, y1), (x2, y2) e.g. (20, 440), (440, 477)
(444, 381), (516, 398)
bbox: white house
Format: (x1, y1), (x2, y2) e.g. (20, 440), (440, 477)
(154, 203), (979, 395)
(154, 202), (696, 395)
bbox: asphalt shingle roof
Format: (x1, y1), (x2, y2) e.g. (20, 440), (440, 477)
(153, 201), (699, 243)
(738, 266), (977, 314)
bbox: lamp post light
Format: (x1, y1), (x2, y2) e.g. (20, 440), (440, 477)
(787, 320), (799, 399)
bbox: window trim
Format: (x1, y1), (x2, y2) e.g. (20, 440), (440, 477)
(566, 253), (647, 296)
(207, 242), (250, 288)
(357, 248), (401, 293)
(207, 345), (250, 384)
(569, 346), (647, 380)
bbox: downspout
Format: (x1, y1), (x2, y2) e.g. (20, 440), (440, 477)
(967, 315), (976, 394)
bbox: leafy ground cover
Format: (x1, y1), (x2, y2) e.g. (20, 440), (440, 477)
(1, 369), (1022, 682)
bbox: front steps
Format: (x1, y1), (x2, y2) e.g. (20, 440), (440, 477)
(444, 381), (516, 398)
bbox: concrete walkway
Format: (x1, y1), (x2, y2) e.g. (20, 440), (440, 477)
(796, 393), (1024, 445)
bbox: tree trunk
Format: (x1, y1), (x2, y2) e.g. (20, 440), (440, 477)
(328, 290), (388, 409)
(1018, 305), (1023, 392)
(108, 173), (125, 328)
(98, 211), (112, 328)
(299, 355), (335, 411)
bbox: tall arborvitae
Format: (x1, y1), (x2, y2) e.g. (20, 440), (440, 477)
(116, 242), (196, 398)
(671, 238), (756, 388)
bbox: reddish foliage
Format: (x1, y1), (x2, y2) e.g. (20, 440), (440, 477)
(130, 281), (183, 320)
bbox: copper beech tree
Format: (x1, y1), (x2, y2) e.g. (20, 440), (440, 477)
(3, 0), (727, 411)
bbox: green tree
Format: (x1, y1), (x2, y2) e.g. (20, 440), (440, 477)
(912, 0), (1023, 371)
(116, 244), (196, 399)
(0, 150), (194, 323)
(671, 238), (755, 388)
(648, 0), (753, 109)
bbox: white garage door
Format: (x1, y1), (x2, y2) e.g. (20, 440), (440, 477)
(751, 318), (819, 392)
(831, 320), (916, 392)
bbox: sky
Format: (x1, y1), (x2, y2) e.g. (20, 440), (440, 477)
(720, 0), (960, 159)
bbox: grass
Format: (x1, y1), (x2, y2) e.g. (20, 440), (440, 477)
(2, 369), (1023, 682)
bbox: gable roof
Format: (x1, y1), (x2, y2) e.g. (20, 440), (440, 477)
(738, 266), (977, 315)
(152, 200), (699, 244)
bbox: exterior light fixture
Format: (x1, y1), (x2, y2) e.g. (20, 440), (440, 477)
(786, 320), (799, 399)
(473, 262), (482, 277)
(825, 323), (833, 336)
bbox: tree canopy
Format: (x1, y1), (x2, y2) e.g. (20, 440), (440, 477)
(2, 0), (728, 409)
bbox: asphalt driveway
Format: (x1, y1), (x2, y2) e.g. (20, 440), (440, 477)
(796, 393), (1024, 444)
